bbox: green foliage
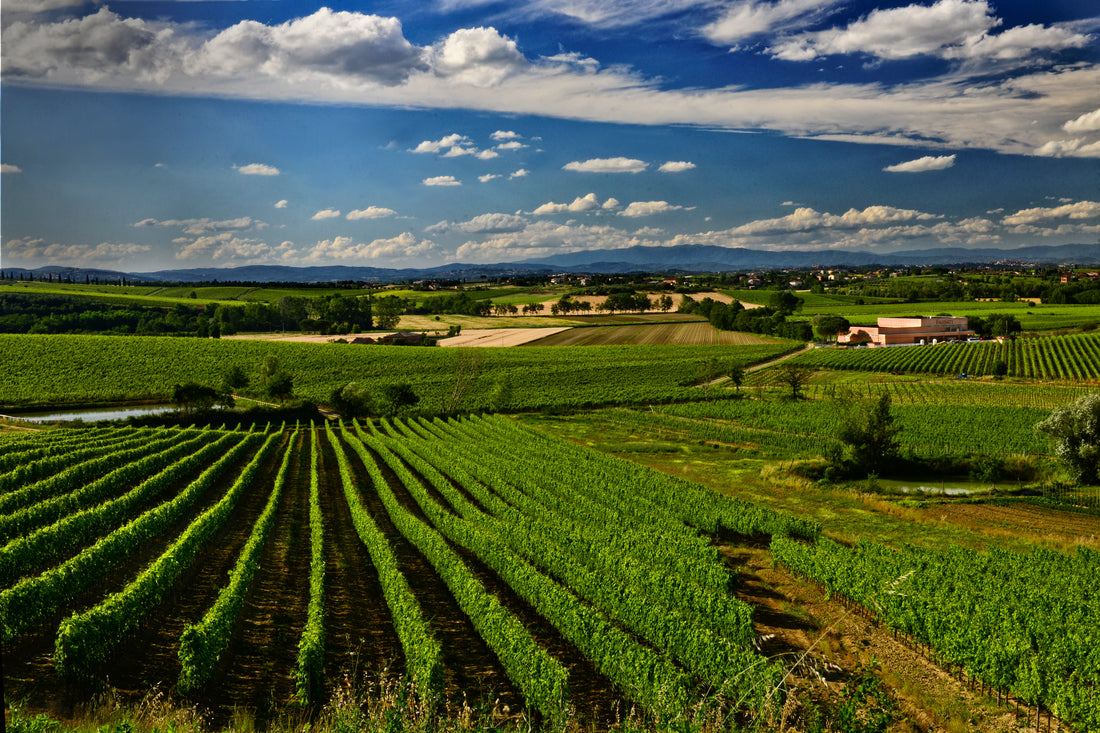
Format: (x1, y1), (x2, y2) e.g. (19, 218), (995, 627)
(787, 333), (1100, 381)
(776, 363), (813, 400)
(54, 432), (278, 678)
(834, 395), (901, 477)
(1035, 393), (1100, 484)
(296, 429), (326, 705)
(329, 381), (373, 418)
(0, 333), (791, 411)
(380, 382), (419, 416)
(813, 314), (850, 341)
(772, 535), (1100, 731)
(178, 428), (297, 695)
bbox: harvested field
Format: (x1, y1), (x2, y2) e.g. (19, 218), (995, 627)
(918, 502), (1100, 548)
(526, 322), (782, 346)
(438, 328), (571, 347)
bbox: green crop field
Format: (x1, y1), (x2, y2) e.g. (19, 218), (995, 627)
(0, 333), (795, 410)
(785, 332), (1100, 380)
(5, 286), (1100, 733)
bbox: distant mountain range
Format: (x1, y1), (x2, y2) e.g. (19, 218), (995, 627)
(7, 243), (1099, 283)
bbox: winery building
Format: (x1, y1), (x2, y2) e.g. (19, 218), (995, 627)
(838, 316), (974, 347)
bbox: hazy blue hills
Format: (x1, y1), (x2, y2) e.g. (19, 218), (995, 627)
(4, 243), (1097, 283)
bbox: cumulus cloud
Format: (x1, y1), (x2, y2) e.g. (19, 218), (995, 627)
(0, 164), (22, 173)
(619, 200), (686, 217)
(1035, 138), (1100, 158)
(496, 141), (527, 151)
(479, 173), (501, 182)
(768, 0), (1088, 63)
(311, 209), (341, 220)
(430, 213), (529, 234)
(133, 216), (266, 235)
(423, 175), (461, 186)
(274, 199), (288, 208)
(491, 130), (520, 141)
(3, 5), (1099, 160)
(347, 206), (397, 220)
(430, 27), (525, 87)
(1003, 200), (1100, 225)
(703, 0), (841, 45)
(411, 133), (470, 154)
(602, 197), (620, 210)
(305, 232), (436, 261)
(532, 193), (606, 215)
(237, 163), (280, 176)
(509, 169), (529, 178)
(658, 160), (695, 173)
(883, 154), (956, 172)
(1064, 108), (1100, 134)
(4, 237), (151, 267)
(563, 157), (648, 173)
(189, 8), (426, 85)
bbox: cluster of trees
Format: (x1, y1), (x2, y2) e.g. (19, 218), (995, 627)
(330, 381), (420, 417)
(0, 295), (223, 337)
(680, 293), (813, 341)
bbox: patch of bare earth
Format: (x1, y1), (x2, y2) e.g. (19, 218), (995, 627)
(722, 540), (1052, 733)
(918, 503), (1100, 548)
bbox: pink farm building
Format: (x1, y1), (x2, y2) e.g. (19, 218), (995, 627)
(837, 316), (974, 347)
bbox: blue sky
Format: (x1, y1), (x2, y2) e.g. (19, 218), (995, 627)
(2, 0), (1099, 271)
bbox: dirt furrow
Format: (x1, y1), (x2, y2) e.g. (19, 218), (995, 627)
(202, 431), (312, 727)
(316, 432), (405, 697)
(346, 439), (523, 714)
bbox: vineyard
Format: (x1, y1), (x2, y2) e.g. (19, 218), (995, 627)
(787, 333), (1100, 381)
(598, 399), (1051, 459)
(773, 536), (1100, 730)
(3, 417), (820, 728)
(0, 334), (794, 410)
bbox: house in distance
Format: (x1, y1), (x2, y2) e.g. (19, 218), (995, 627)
(838, 316), (975, 347)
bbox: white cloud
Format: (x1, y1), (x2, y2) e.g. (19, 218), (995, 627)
(311, 209), (342, 220)
(133, 216), (266, 235)
(433, 213), (529, 234)
(658, 160), (695, 173)
(423, 175), (461, 186)
(532, 193), (604, 215)
(1064, 108), (1100, 134)
(883, 154), (956, 172)
(305, 232), (436, 262)
(602, 197), (620, 210)
(1035, 138), (1100, 158)
(703, 0), (841, 45)
(4, 5), (1099, 160)
(4, 237), (151, 267)
(189, 8), (426, 85)
(768, 0), (1088, 63)
(479, 173), (501, 182)
(411, 133), (470, 154)
(619, 201), (685, 217)
(0, 164), (22, 174)
(563, 157), (648, 173)
(509, 169), (529, 179)
(491, 130), (520, 141)
(1003, 201), (1100, 226)
(237, 163), (280, 176)
(274, 199), (288, 208)
(347, 206), (397, 220)
(476, 149), (500, 159)
(430, 27), (525, 87)
(496, 141), (527, 151)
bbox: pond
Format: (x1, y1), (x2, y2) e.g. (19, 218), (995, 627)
(872, 478), (989, 496)
(6, 404), (178, 423)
